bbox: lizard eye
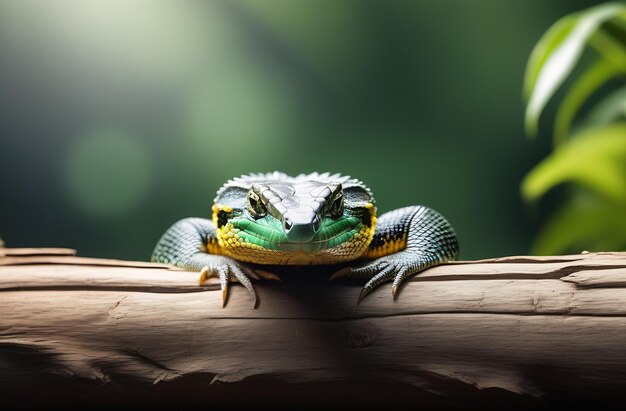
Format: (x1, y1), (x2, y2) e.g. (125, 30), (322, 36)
(247, 192), (267, 218)
(329, 194), (344, 218)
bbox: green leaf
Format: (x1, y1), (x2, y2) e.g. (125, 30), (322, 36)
(583, 85), (626, 127)
(524, 15), (578, 101)
(532, 192), (626, 255)
(521, 123), (626, 203)
(553, 58), (621, 146)
(524, 3), (626, 138)
(588, 25), (626, 70)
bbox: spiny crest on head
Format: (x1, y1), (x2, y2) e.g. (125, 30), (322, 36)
(214, 171), (374, 203)
(214, 172), (289, 202)
(294, 172), (374, 202)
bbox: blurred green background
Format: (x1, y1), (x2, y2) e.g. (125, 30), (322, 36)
(0, 0), (600, 261)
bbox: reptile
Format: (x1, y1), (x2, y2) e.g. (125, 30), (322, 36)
(152, 172), (458, 307)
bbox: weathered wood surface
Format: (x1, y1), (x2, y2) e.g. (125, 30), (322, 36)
(1, 248), (626, 409)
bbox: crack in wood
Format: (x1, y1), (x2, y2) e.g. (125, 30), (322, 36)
(107, 296), (127, 320)
(119, 348), (178, 373)
(0, 285), (217, 293)
(191, 311), (626, 322)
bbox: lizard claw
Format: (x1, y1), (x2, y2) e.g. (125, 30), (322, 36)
(196, 259), (258, 308)
(339, 257), (424, 304)
(198, 265), (210, 286)
(197, 265), (232, 307)
(218, 267), (229, 307)
(329, 266), (351, 281)
(253, 269), (281, 282)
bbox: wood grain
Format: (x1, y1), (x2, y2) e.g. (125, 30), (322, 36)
(1, 248), (626, 409)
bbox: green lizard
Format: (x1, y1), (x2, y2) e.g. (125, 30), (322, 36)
(152, 172), (458, 307)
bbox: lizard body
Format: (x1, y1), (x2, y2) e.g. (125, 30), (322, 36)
(152, 172), (458, 307)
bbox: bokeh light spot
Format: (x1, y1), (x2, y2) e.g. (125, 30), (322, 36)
(65, 130), (152, 217)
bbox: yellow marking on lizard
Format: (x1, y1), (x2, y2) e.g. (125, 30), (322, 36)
(362, 232), (407, 259)
(206, 236), (223, 255)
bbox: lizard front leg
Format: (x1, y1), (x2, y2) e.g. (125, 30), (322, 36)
(151, 218), (271, 307)
(331, 206), (458, 302)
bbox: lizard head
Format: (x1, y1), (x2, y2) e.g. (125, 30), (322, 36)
(212, 172), (377, 265)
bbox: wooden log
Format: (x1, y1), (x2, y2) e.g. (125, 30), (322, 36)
(1, 247), (626, 409)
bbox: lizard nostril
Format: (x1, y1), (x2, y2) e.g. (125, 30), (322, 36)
(312, 215), (320, 233)
(283, 217), (293, 232)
